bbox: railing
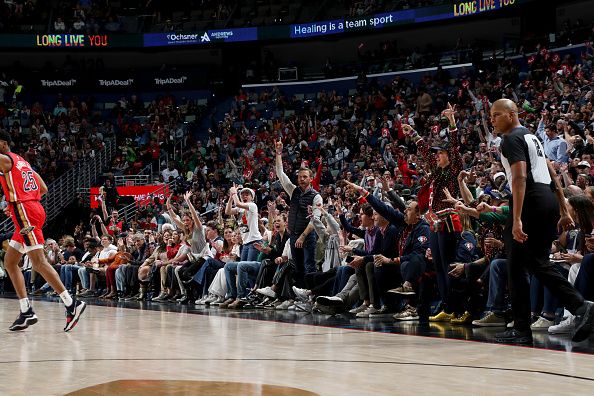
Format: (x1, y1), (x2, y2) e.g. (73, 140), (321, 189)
(172, 124), (190, 163)
(114, 163), (155, 186)
(0, 138), (117, 233)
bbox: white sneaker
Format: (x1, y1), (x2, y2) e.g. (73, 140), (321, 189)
(195, 295), (209, 305)
(256, 286), (277, 298)
(507, 320), (514, 328)
(276, 300), (293, 310)
(356, 305), (379, 318)
(210, 296), (225, 305)
(349, 303), (369, 314)
(292, 286), (311, 302)
(530, 316), (555, 331)
(204, 294), (219, 305)
(548, 315), (576, 334)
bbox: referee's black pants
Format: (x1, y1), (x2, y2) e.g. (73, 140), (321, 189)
(505, 184), (584, 332)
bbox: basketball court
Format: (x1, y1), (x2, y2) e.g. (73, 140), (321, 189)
(1, 297), (593, 395)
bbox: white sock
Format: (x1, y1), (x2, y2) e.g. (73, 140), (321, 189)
(19, 298), (31, 313)
(59, 290), (73, 308)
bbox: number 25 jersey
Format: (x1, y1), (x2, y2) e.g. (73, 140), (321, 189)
(0, 152), (41, 202)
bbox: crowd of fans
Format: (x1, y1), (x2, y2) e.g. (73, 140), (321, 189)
(52, 0), (122, 34)
(0, 89), (204, 184)
(0, 94), (112, 184)
(4, 36), (593, 341)
(0, 0), (47, 33)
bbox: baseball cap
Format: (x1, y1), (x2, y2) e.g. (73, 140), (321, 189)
(578, 161), (591, 168)
(240, 188), (255, 199)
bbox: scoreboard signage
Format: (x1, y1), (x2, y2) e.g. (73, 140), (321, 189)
(35, 34), (110, 47)
(0, 0), (531, 48)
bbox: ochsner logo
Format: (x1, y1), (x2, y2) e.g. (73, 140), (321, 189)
(99, 78), (134, 87)
(41, 79), (76, 87)
(154, 76), (188, 85)
(166, 33), (199, 41)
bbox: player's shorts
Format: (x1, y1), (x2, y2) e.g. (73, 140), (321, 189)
(8, 200), (46, 254)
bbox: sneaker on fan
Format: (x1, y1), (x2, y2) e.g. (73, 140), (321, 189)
(530, 316), (555, 331)
(210, 296), (226, 305)
(276, 300), (293, 310)
(349, 303), (369, 314)
(388, 284), (416, 295)
(256, 286), (277, 298)
(152, 292), (168, 302)
(548, 315), (576, 334)
(356, 305), (379, 318)
(393, 305), (418, 321)
(472, 311), (506, 327)
(292, 286), (311, 302)
(369, 305), (391, 316)
(316, 296), (343, 307)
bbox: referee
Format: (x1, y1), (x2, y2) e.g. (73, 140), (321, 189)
(492, 99), (594, 344)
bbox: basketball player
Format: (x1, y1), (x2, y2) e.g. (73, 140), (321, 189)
(491, 99), (594, 344)
(0, 131), (86, 331)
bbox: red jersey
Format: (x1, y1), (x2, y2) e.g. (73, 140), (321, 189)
(0, 152), (42, 203)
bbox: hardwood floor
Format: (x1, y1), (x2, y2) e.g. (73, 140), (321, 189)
(1, 297), (593, 395)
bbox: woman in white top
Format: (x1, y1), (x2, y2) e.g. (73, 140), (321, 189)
(225, 184), (262, 262)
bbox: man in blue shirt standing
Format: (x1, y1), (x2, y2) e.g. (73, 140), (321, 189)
(536, 111), (568, 163)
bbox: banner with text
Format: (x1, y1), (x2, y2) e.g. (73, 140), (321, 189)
(90, 185), (170, 209)
(0, 0), (530, 48)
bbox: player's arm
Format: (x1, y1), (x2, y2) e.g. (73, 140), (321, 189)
(33, 171), (48, 196)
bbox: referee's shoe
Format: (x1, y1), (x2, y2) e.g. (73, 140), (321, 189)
(572, 301), (594, 342)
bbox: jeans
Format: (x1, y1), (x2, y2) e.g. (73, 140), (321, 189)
(429, 229), (459, 310)
(193, 258), (225, 296)
(241, 240), (262, 262)
(226, 261), (260, 299)
(290, 233), (317, 288)
(78, 267), (91, 290)
(487, 259), (508, 314)
(400, 254), (427, 284)
(115, 266), (125, 292)
(237, 261), (261, 298)
(332, 266), (355, 295)
(530, 263), (569, 316)
(60, 265), (82, 292)
(574, 254), (594, 301)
